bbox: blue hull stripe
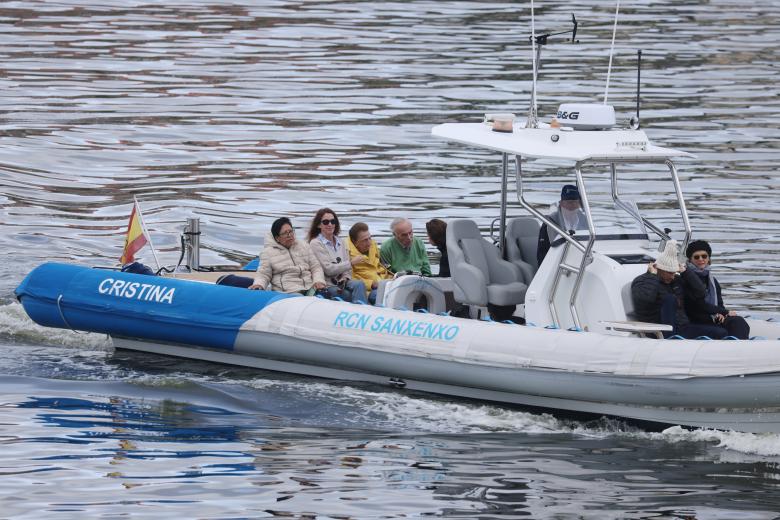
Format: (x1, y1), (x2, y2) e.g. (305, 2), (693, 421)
(15, 263), (295, 350)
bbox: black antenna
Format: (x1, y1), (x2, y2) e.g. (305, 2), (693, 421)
(631, 49), (642, 130)
(528, 14), (579, 46)
(571, 14), (578, 42)
(526, 14), (579, 128)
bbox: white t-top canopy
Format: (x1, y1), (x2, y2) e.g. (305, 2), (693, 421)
(431, 122), (694, 162)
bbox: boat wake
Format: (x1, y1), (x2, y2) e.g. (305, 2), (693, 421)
(0, 301), (110, 350)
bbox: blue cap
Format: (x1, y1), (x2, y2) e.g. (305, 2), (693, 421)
(561, 184), (580, 201)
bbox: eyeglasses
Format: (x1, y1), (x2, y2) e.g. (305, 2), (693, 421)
(692, 253), (709, 260)
(278, 229), (294, 238)
(321, 219), (336, 226)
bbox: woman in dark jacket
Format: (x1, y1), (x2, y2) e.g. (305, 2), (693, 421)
(425, 218), (450, 277)
(684, 240), (750, 339)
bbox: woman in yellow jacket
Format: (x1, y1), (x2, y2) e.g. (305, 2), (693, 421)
(346, 222), (392, 304)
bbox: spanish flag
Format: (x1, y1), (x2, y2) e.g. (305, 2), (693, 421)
(120, 202), (149, 264)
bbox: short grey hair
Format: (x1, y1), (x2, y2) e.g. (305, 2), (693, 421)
(390, 217), (410, 233)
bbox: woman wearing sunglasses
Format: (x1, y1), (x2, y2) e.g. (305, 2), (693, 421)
(250, 217), (327, 294)
(684, 240), (750, 339)
(308, 208), (367, 303)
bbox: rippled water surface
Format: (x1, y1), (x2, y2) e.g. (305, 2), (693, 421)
(2, 0), (780, 517)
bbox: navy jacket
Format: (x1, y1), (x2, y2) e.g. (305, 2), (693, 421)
(631, 269), (706, 327)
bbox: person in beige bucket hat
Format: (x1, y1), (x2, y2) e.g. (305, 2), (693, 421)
(631, 240), (727, 339)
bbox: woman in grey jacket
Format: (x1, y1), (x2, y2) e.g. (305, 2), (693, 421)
(250, 217), (327, 294)
(307, 208), (367, 303)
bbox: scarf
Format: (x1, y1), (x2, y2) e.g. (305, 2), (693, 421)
(689, 262), (718, 307)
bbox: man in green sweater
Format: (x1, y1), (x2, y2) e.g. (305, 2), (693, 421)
(380, 217), (432, 276)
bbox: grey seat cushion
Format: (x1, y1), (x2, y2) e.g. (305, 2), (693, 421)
(487, 281), (527, 306)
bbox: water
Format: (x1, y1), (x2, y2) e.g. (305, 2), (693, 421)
(2, 0), (780, 517)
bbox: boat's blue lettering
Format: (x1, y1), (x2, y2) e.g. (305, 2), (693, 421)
(391, 318), (405, 335)
(413, 322), (426, 337)
(371, 316), (384, 331)
(334, 311), (372, 330)
(330, 311), (460, 342)
(379, 318), (394, 334)
(444, 326), (459, 341)
(399, 319), (413, 335)
(333, 311), (349, 327)
(357, 313), (370, 330)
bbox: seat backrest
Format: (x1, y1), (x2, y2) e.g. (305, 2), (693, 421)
(448, 218), (521, 285)
(505, 217), (540, 282)
(447, 219), (482, 270)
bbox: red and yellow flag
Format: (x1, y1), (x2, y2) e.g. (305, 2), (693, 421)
(120, 203), (148, 264)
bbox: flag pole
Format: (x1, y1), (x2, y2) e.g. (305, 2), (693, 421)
(133, 195), (161, 272)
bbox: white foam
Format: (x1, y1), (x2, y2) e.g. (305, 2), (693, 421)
(245, 377), (780, 454)
(246, 377), (568, 434)
(649, 426), (780, 458)
(0, 302), (111, 350)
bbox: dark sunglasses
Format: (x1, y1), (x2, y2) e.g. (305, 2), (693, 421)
(320, 218), (337, 225)
(692, 253), (709, 260)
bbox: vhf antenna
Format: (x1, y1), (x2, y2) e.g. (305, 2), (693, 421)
(630, 49), (642, 130)
(526, 13), (579, 129)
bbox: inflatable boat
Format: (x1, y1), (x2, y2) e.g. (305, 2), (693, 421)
(14, 26), (780, 433)
(14, 105), (780, 433)
(14, 259), (780, 433)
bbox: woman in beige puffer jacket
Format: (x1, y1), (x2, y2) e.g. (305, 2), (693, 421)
(250, 218), (326, 294)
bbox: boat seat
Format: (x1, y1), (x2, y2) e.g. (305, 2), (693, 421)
(620, 280), (637, 320)
(447, 219), (527, 307)
(505, 217), (540, 284)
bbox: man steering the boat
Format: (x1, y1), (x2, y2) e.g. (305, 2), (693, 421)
(536, 184), (589, 265)
(379, 217), (432, 276)
(631, 240), (728, 340)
